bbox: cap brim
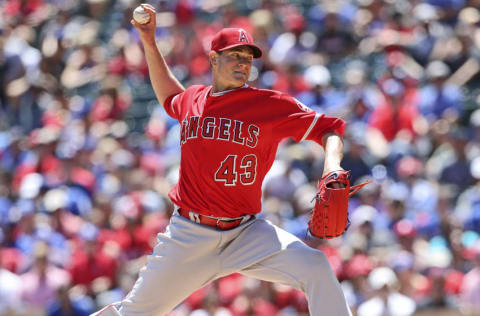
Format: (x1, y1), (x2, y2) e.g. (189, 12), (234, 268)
(217, 44), (263, 59)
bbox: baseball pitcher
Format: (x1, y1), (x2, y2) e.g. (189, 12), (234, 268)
(92, 4), (358, 316)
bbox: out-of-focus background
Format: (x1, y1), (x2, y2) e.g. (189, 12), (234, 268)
(0, 0), (480, 315)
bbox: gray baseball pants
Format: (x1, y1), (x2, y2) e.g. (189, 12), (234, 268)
(107, 212), (352, 316)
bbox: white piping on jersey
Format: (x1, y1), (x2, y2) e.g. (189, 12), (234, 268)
(171, 94), (179, 115)
(300, 113), (320, 142)
(210, 84), (249, 97)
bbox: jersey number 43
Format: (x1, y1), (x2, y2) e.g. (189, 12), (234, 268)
(214, 154), (257, 186)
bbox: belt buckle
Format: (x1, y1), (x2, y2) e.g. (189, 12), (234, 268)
(216, 218), (235, 230)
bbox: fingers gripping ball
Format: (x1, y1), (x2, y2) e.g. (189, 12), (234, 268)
(133, 6), (150, 24)
(308, 170), (372, 239)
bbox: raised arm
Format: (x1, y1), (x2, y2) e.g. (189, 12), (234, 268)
(131, 4), (185, 105)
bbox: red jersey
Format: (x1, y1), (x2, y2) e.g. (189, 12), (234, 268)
(163, 85), (345, 218)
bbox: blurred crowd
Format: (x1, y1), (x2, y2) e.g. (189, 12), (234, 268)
(1, 0), (480, 315)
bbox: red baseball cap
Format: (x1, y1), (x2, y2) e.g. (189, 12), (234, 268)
(211, 28), (263, 59)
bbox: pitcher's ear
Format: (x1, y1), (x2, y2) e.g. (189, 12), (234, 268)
(209, 51), (219, 66)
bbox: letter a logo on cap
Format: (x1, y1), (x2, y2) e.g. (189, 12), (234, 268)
(238, 29), (249, 43)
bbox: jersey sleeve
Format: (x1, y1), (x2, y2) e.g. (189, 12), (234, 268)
(163, 92), (183, 120)
(273, 94), (346, 145)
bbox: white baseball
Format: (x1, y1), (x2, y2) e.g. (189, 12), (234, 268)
(133, 6), (150, 24)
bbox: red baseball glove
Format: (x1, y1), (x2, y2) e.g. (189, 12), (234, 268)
(308, 170), (372, 239)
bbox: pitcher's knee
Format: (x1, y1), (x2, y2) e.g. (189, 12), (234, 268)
(296, 248), (335, 283)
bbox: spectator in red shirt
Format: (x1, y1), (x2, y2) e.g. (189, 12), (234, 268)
(68, 224), (118, 293)
(369, 79), (419, 142)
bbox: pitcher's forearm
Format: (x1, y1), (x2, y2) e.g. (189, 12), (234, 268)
(131, 4), (185, 105)
(142, 41), (185, 105)
(322, 133), (344, 175)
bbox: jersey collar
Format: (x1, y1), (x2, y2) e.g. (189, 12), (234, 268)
(210, 84), (249, 97)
